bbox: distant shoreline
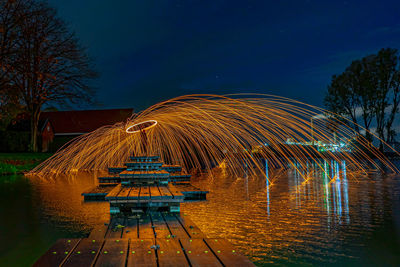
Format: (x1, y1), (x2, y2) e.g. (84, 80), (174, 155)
(0, 153), (52, 175)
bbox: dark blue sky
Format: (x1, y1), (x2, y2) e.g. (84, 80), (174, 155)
(49, 0), (400, 111)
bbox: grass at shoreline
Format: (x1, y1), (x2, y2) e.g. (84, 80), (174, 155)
(0, 153), (53, 175)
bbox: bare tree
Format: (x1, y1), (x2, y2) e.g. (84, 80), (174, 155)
(373, 48), (400, 144)
(1, 0), (97, 151)
(0, 0), (31, 126)
(325, 48), (400, 149)
(0, 1), (27, 85)
(324, 72), (361, 135)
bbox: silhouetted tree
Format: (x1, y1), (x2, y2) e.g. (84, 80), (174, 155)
(373, 48), (400, 145)
(325, 71), (361, 135)
(325, 48), (400, 149)
(0, 0), (31, 127)
(357, 56), (378, 142)
(0, 0), (29, 87)
(0, 85), (23, 130)
(0, 0), (97, 151)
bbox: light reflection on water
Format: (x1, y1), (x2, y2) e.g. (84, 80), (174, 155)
(0, 171), (111, 266)
(183, 161), (400, 266)
(29, 171), (110, 230)
(0, 162), (399, 266)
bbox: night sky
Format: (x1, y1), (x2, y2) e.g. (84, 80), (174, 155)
(49, 0), (400, 112)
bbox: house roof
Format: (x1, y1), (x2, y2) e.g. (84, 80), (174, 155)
(40, 109), (133, 134)
(8, 108), (134, 134)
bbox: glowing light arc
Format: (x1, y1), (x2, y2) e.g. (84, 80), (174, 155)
(125, 120), (158, 133)
(28, 94), (400, 177)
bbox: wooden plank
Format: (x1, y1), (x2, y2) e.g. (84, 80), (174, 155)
(139, 186), (150, 201)
(104, 217), (116, 238)
(204, 238), (254, 267)
(120, 170), (169, 178)
(149, 186), (162, 200)
(150, 213), (171, 239)
(127, 239), (157, 267)
(167, 184), (184, 200)
(97, 182), (119, 187)
(62, 238), (104, 267)
(89, 223), (109, 240)
(156, 238), (188, 267)
(175, 215), (205, 238)
(124, 217), (138, 239)
(33, 239), (80, 267)
(105, 184), (122, 200)
(162, 214), (190, 238)
(128, 186), (141, 200)
(125, 161), (163, 169)
(180, 238), (222, 267)
(158, 186), (173, 199)
(117, 186), (132, 200)
(95, 239), (129, 267)
(138, 214), (155, 239)
(106, 217), (126, 238)
(108, 167), (126, 174)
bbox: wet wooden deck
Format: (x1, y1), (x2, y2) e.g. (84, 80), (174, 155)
(105, 184), (185, 204)
(34, 213), (254, 266)
(83, 184), (207, 202)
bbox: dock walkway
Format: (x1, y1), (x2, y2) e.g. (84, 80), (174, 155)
(34, 212), (254, 266)
(82, 183), (208, 203)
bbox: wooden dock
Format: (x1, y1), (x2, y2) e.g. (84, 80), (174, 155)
(42, 155), (241, 265)
(34, 212), (254, 266)
(82, 183), (208, 204)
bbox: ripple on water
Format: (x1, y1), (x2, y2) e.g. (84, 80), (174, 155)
(183, 168), (400, 266)
(1, 165), (399, 266)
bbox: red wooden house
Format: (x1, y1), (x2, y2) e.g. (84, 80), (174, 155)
(9, 108), (133, 152)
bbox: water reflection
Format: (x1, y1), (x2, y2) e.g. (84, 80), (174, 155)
(1, 160), (399, 266)
(185, 160), (400, 265)
(28, 171), (110, 232)
(265, 159), (270, 218)
(288, 160), (351, 226)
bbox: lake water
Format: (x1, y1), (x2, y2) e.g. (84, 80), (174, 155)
(0, 162), (399, 266)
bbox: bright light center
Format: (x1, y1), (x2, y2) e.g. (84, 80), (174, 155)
(126, 120), (158, 133)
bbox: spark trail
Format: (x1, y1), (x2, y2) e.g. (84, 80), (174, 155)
(29, 94), (399, 177)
